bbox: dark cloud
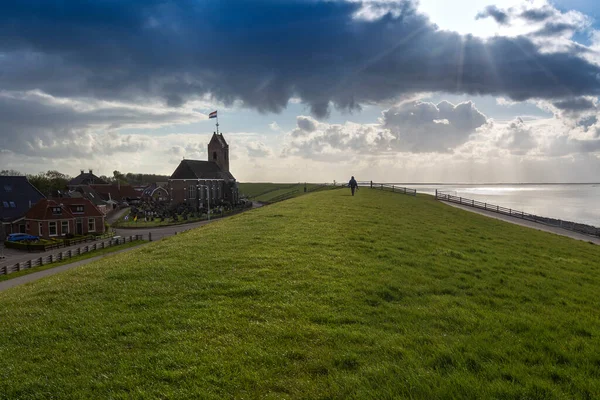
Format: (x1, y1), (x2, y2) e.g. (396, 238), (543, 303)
(0, 0), (599, 118)
(475, 5), (510, 25)
(381, 101), (488, 152)
(296, 116), (318, 134)
(532, 22), (579, 37)
(553, 97), (597, 112)
(520, 7), (556, 22)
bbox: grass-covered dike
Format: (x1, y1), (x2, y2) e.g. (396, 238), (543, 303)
(0, 189), (599, 399)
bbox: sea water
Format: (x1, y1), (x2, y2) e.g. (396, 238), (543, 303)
(409, 184), (600, 227)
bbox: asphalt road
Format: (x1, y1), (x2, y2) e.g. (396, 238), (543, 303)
(443, 201), (600, 245)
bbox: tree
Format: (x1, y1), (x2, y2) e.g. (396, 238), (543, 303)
(0, 169), (23, 176)
(113, 170), (127, 183)
(27, 170), (71, 196)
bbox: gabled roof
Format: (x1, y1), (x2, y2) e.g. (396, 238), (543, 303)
(169, 160), (235, 181)
(89, 184), (140, 201)
(68, 172), (108, 186)
(0, 176), (46, 223)
(209, 133), (228, 148)
(26, 198), (104, 220)
(25, 199), (75, 220)
(68, 185), (107, 206)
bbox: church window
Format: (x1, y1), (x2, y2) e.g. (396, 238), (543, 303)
(189, 185), (196, 199)
(213, 151), (217, 160)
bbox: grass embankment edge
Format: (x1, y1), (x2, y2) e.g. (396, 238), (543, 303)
(0, 240), (146, 282)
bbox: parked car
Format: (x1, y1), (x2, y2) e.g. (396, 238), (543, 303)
(6, 233), (40, 242)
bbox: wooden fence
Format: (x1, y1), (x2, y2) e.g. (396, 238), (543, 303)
(436, 191), (600, 238)
(1, 235), (144, 276)
(367, 182), (417, 196)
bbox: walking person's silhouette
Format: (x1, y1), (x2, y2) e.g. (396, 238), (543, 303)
(349, 176), (358, 196)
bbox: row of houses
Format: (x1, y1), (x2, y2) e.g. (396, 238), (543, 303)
(1, 132), (239, 241)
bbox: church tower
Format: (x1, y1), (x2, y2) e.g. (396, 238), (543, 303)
(208, 132), (230, 173)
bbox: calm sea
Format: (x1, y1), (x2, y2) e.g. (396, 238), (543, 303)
(408, 184), (600, 227)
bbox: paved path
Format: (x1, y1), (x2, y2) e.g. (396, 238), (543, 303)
(107, 207), (130, 224)
(0, 243), (149, 293)
(443, 201), (600, 245)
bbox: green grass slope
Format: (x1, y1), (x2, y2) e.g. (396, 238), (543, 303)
(238, 182), (334, 203)
(1, 190), (599, 399)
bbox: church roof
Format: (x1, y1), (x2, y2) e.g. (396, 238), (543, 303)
(209, 133), (228, 148)
(169, 160), (235, 181)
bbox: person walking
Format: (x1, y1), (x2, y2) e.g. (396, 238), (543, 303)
(349, 176), (358, 196)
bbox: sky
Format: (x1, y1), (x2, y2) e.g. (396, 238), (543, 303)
(1, 0), (600, 183)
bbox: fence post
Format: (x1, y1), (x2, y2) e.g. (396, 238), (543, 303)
(484, 203), (487, 210)
(4, 265), (9, 275)
(149, 232), (152, 242)
(17, 262), (22, 272)
(28, 260), (32, 269)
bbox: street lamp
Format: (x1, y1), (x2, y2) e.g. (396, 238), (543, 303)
(197, 184), (211, 221)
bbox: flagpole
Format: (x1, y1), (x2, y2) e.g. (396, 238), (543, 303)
(216, 113), (219, 135)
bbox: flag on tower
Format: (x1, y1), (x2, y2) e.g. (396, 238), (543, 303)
(209, 111), (217, 119)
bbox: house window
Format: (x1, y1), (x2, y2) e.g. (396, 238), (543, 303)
(49, 222), (57, 236)
(52, 207), (62, 215)
(9, 201), (16, 208)
(2, 201), (7, 208)
(4, 185), (12, 192)
(61, 221), (69, 235)
(189, 185), (196, 199)
(38, 222), (43, 235)
(74, 205), (84, 214)
(88, 218), (95, 232)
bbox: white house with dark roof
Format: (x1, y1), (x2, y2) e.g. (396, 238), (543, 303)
(168, 133), (238, 208)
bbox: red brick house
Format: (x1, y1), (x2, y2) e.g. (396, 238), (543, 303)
(25, 198), (105, 239)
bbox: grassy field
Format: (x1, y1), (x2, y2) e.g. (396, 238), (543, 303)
(0, 240), (146, 282)
(239, 182), (336, 203)
(1, 189), (599, 399)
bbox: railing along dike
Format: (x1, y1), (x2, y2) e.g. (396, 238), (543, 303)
(1, 235), (144, 276)
(362, 182), (417, 196)
(435, 190), (600, 238)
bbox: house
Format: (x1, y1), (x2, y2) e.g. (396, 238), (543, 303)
(89, 183), (140, 204)
(0, 176), (46, 239)
(169, 133), (239, 208)
(25, 198), (105, 239)
(141, 182), (169, 203)
(68, 169), (109, 187)
(66, 185), (109, 214)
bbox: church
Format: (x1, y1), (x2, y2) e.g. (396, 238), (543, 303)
(168, 133), (239, 208)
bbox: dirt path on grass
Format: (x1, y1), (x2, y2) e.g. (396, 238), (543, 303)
(442, 201), (600, 245)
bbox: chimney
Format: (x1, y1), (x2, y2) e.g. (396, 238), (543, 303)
(89, 169), (93, 174)
(80, 169), (84, 175)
